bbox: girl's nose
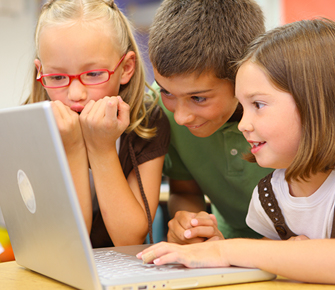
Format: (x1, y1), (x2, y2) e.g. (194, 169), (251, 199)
(238, 115), (254, 132)
(67, 79), (87, 102)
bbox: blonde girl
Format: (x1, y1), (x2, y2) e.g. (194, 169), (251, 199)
(26, 0), (170, 247)
(137, 18), (335, 284)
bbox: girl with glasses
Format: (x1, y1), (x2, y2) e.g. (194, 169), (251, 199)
(25, 0), (170, 248)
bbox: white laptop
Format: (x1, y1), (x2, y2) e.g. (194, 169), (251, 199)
(0, 101), (276, 290)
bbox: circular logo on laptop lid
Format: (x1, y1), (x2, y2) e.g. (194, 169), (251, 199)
(17, 169), (36, 214)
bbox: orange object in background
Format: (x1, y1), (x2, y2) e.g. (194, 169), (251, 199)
(0, 227), (15, 262)
(282, 0), (335, 24)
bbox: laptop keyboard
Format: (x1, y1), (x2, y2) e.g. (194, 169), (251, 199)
(94, 250), (185, 279)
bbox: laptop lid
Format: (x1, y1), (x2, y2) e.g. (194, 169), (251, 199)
(0, 102), (276, 290)
(0, 102), (101, 289)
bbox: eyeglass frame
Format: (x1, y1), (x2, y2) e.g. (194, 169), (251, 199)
(36, 54), (126, 89)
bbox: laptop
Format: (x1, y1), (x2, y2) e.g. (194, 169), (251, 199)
(0, 101), (276, 290)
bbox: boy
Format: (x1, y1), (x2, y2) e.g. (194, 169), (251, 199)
(149, 0), (273, 243)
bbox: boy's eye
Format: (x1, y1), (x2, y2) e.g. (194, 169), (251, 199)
(160, 89), (172, 96)
(192, 96), (206, 103)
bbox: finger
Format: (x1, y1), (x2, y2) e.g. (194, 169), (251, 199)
(141, 251), (157, 264)
(173, 211), (198, 230)
(138, 243), (182, 265)
(190, 217), (216, 227)
(90, 97), (107, 119)
(115, 96), (130, 126)
(209, 214), (218, 226)
(184, 225), (222, 240)
(104, 97), (119, 121)
(51, 100), (68, 119)
(137, 242), (168, 259)
(167, 223), (190, 244)
(80, 100), (95, 117)
(81, 99), (105, 127)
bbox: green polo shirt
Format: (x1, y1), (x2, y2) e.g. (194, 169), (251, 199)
(152, 82), (273, 239)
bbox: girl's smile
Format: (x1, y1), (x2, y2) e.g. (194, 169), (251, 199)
(248, 140), (266, 154)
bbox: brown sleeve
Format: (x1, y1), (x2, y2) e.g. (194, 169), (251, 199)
(119, 105), (170, 178)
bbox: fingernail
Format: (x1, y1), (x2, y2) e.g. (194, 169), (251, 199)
(191, 219), (198, 226)
(184, 230), (191, 238)
(153, 258), (160, 265)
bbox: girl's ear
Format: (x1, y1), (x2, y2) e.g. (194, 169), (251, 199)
(34, 59), (41, 70)
(34, 59), (42, 77)
(120, 51), (136, 85)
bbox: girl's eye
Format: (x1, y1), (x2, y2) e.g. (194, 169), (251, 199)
(254, 101), (265, 109)
(191, 96), (206, 103)
(50, 75), (66, 81)
(86, 71), (105, 77)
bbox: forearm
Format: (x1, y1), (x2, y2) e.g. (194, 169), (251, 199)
(89, 150), (152, 246)
(224, 238), (335, 284)
(66, 147), (92, 233)
(168, 179), (206, 218)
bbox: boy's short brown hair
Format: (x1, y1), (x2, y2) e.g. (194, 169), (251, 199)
(149, 0), (265, 82)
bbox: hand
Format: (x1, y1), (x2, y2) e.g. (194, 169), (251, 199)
(80, 96), (130, 153)
(137, 241), (228, 268)
(167, 211), (224, 244)
(288, 235), (309, 241)
(50, 100), (85, 153)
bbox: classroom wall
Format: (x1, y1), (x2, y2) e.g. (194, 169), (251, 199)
(282, 0), (335, 24)
(0, 0), (37, 109)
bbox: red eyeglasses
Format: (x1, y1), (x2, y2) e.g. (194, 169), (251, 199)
(36, 54), (126, 88)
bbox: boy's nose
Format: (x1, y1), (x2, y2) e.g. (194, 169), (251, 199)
(173, 103), (195, 126)
(67, 79), (87, 102)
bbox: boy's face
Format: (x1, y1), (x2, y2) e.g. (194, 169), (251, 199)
(154, 69), (238, 137)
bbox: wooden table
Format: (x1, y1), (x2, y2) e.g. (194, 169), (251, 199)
(1, 261), (334, 290)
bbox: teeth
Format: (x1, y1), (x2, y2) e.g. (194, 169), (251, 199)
(252, 142), (264, 147)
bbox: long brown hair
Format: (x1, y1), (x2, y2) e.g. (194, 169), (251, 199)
(236, 18), (335, 182)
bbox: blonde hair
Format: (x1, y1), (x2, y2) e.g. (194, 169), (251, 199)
(236, 18), (335, 182)
(27, 0), (158, 139)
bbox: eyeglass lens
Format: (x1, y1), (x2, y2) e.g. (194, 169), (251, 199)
(42, 70), (110, 87)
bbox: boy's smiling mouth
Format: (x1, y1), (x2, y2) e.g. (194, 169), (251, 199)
(184, 121), (208, 129)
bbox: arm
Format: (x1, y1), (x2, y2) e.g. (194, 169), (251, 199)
(80, 97), (163, 246)
(51, 101), (92, 232)
(167, 179), (223, 244)
(137, 238), (335, 284)
(168, 179), (206, 216)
